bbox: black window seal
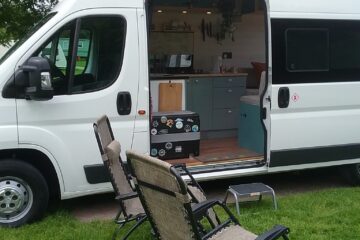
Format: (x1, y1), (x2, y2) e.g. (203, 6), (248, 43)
(75, 29), (93, 76)
(3, 15), (127, 99)
(69, 15), (127, 95)
(67, 18), (82, 94)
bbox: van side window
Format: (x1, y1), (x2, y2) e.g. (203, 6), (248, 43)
(74, 30), (91, 76)
(71, 16), (126, 94)
(35, 21), (76, 95)
(272, 19), (360, 84)
(286, 29), (329, 72)
(33, 16), (126, 95)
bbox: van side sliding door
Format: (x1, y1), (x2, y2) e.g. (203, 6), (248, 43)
(269, 18), (360, 171)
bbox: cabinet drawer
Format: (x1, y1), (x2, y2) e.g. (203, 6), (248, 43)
(213, 87), (245, 109)
(212, 108), (239, 130)
(213, 77), (246, 88)
(186, 78), (213, 131)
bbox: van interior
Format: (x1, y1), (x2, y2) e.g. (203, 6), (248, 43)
(148, 0), (267, 171)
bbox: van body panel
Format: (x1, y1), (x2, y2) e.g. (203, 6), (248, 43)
(190, 165), (268, 182)
(270, 0), (360, 15)
(269, 12), (360, 168)
(17, 144), (66, 194)
(133, 8), (150, 135)
(15, 8), (140, 195)
(269, 158), (360, 173)
(0, 98), (18, 149)
(52, 0), (144, 13)
(271, 83), (360, 150)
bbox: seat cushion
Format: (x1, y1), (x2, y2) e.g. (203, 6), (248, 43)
(209, 225), (257, 240)
(251, 62), (266, 84)
(245, 89), (259, 95)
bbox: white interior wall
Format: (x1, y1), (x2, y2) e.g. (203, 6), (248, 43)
(151, 11), (266, 72)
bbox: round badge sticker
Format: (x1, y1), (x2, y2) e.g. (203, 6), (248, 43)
(151, 148), (158, 156)
(176, 121), (183, 129)
(152, 120), (159, 128)
(165, 142), (173, 150)
(192, 125), (199, 132)
(184, 125), (191, 132)
(161, 116), (167, 123)
(158, 149), (166, 157)
(151, 128), (158, 135)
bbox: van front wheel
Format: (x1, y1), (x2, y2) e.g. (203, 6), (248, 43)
(0, 160), (49, 227)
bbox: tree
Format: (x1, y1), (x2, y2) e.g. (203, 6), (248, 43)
(0, 0), (58, 46)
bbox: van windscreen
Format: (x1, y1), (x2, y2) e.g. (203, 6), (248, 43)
(0, 12), (57, 65)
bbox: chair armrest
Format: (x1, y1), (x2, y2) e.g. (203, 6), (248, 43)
(255, 225), (290, 240)
(192, 200), (219, 217)
(192, 200), (238, 224)
(115, 192), (138, 201)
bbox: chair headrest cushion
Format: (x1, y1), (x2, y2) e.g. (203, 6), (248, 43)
(105, 140), (121, 164)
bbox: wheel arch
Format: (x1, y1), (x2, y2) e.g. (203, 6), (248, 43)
(0, 147), (64, 199)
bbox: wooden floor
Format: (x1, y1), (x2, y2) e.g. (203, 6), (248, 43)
(166, 137), (263, 166)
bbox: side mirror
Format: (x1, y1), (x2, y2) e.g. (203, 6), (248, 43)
(21, 57), (54, 101)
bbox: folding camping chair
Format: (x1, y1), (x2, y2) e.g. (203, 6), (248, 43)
(126, 150), (290, 240)
(93, 115), (146, 240)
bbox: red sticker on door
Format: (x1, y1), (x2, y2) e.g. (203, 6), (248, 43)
(292, 93), (300, 102)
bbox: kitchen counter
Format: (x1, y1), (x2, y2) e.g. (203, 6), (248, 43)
(150, 73), (248, 80)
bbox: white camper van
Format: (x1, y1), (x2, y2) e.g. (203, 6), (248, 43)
(1, 0), (360, 227)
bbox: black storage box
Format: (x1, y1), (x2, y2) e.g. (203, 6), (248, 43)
(150, 111), (200, 160)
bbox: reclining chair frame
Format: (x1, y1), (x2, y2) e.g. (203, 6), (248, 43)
(93, 116), (147, 240)
(127, 150), (290, 240)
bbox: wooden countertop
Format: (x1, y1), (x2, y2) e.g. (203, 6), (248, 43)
(150, 73), (248, 80)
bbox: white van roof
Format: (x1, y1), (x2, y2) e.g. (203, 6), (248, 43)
(51, 0), (360, 20)
(52, 0), (145, 13)
(270, 0), (360, 19)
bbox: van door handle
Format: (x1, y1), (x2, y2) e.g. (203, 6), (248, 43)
(278, 87), (290, 108)
(117, 92), (132, 115)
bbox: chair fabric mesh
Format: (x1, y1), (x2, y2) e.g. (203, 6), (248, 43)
(105, 141), (143, 215)
(96, 115), (114, 152)
(127, 150), (197, 240)
(208, 225), (257, 240)
(187, 185), (219, 226)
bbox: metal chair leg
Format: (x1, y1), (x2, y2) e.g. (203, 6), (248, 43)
(122, 215), (148, 240)
(112, 222), (126, 240)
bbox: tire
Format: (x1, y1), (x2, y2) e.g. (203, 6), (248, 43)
(0, 159), (49, 227)
(342, 163), (360, 186)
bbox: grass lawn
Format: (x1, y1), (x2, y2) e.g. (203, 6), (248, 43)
(1, 187), (360, 240)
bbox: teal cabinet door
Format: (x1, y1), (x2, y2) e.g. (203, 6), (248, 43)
(186, 78), (213, 131)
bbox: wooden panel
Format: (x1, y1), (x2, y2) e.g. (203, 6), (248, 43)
(159, 83), (183, 111)
(165, 137), (263, 166)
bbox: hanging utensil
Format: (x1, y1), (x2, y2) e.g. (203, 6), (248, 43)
(201, 19), (206, 42)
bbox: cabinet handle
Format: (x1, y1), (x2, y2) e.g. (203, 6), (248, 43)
(228, 78), (233, 82)
(228, 110), (233, 114)
(195, 80), (199, 83)
(227, 89), (233, 93)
